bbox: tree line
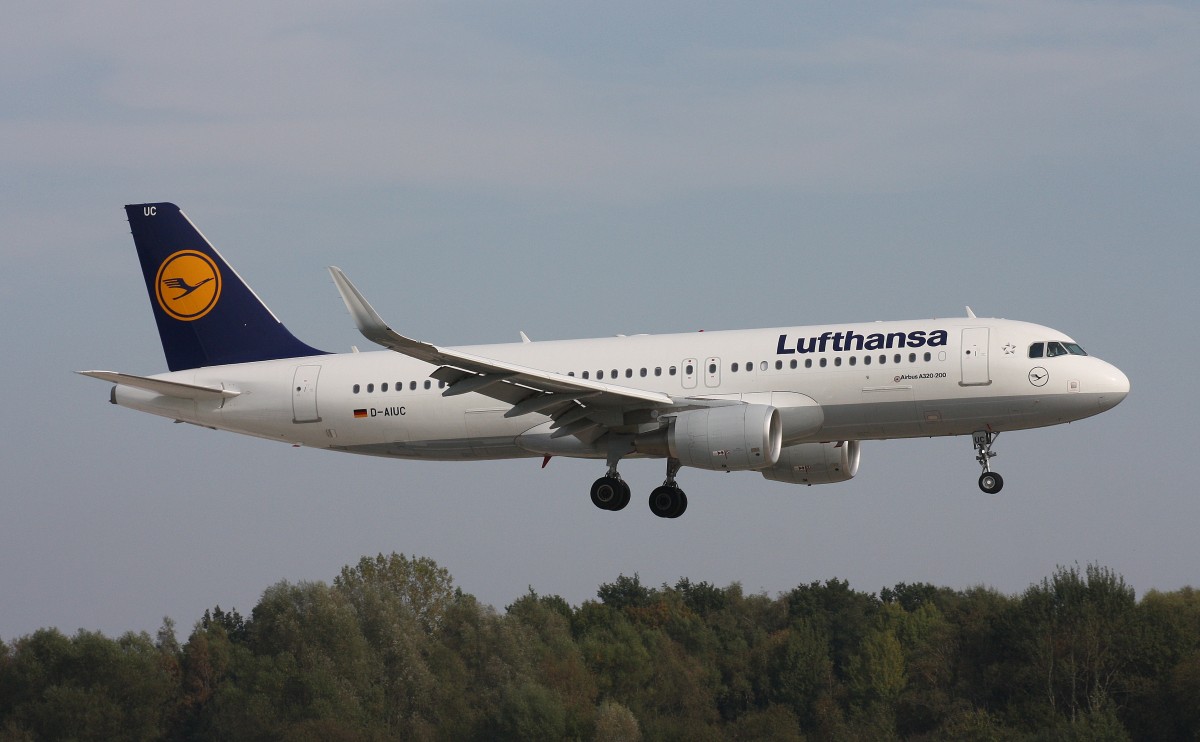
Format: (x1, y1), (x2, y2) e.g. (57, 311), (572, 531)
(1, 554), (1197, 740)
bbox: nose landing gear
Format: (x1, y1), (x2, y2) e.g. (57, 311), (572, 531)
(973, 431), (1004, 494)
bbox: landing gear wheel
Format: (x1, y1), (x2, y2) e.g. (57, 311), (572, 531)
(668, 490), (687, 519)
(649, 485), (687, 518)
(615, 479), (631, 510)
(590, 476), (627, 511)
(978, 471), (1004, 494)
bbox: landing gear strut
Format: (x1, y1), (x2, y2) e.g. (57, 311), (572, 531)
(591, 439), (633, 512)
(649, 457), (687, 519)
(973, 431), (1004, 494)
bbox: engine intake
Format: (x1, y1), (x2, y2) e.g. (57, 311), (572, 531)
(761, 440), (861, 485)
(662, 404), (783, 471)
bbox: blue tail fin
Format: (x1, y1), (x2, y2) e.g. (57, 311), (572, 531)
(126, 202), (326, 371)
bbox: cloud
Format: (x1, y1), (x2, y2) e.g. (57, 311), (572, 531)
(2, 1), (1197, 199)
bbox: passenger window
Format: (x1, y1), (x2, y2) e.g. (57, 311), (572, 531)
(626, 369), (633, 378)
(731, 362), (738, 372)
(582, 371), (589, 379)
(863, 355), (871, 365)
(879, 355), (886, 365)
(760, 361), (768, 371)
(708, 363), (717, 374)
(789, 359), (797, 369)
(849, 356), (857, 366)
(424, 380), (431, 389)
(353, 384), (360, 394)
(612, 369), (618, 378)
(410, 381), (417, 390)
(439, 381), (446, 389)
(820, 358), (827, 368)
(923, 352), (931, 361)
(775, 360), (783, 370)
(805, 359), (812, 369)
(894, 354), (901, 364)
(745, 362), (752, 372)
(685, 364), (694, 375)
(640, 368), (647, 377)
(909, 353), (916, 363)
(367, 383), (374, 393)
(655, 367), (662, 377)
(597, 370), (604, 380)
(1029, 342), (1044, 358)
(834, 357), (842, 367)
(670, 366), (678, 376)
(381, 383), (389, 392)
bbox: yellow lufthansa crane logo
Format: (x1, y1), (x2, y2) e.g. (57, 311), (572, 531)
(155, 250), (222, 321)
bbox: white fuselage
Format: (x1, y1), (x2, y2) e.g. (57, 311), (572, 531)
(113, 316), (1129, 462)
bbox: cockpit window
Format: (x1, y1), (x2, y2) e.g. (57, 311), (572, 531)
(1031, 341), (1086, 359)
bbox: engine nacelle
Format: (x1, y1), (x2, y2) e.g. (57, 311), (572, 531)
(760, 440), (861, 485)
(666, 404), (782, 471)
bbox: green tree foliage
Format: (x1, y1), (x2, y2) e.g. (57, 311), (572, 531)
(1, 558), (1197, 740)
(0, 628), (178, 741)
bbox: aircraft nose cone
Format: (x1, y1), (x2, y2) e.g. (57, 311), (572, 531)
(1097, 363), (1130, 411)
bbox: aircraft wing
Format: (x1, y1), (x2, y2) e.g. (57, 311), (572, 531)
(328, 268), (675, 434)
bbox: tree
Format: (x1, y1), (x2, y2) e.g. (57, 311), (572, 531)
(494, 680), (567, 741)
(594, 699), (642, 742)
(1010, 564), (1136, 731)
(785, 578), (880, 683)
(334, 553), (456, 634)
(597, 574), (654, 612)
(0, 628), (179, 741)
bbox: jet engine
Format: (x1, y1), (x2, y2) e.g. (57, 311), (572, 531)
(760, 440), (861, 485)
(656, 404), (783, 471)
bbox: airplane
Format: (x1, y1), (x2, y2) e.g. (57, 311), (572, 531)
(80, 203), (1130, 518)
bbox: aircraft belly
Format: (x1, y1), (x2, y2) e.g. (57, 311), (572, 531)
(335, 439), (532, 461)
(817, 390), (1108, 441)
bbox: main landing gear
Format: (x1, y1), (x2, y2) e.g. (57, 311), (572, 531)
(591, 457), (687, 518)
(973, 430), (1004, 494)
(649, 458), (687, 519)
(590, 472), (631, 511)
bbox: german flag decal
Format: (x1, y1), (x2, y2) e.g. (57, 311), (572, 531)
(353, 409), (368, 418)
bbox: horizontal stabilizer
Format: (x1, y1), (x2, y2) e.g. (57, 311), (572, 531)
(77, 370), (240, 400)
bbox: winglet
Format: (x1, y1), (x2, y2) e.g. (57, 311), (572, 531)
(328, 267), (441, 362)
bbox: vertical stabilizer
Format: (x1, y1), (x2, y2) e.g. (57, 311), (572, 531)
(126, 202), (325, 370)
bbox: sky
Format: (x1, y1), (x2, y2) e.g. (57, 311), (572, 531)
(2, 1), (1198, 640)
